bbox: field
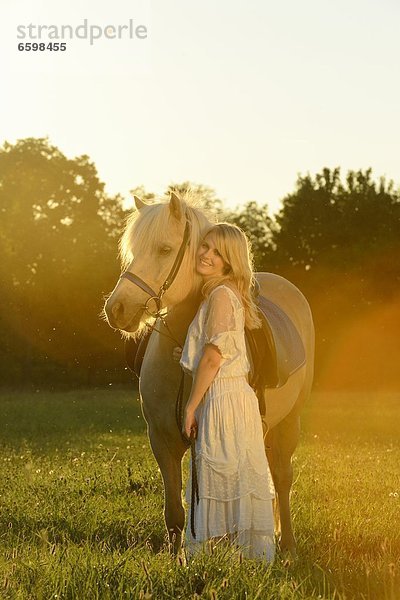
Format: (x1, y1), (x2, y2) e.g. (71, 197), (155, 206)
(0, 387), (399, 599)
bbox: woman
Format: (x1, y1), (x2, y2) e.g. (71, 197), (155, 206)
(177, 223), (275, 561)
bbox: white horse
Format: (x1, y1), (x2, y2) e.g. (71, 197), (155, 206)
(104, 192), (314, 556)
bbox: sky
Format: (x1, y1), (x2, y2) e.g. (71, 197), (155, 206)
(2, 0), (400, 214)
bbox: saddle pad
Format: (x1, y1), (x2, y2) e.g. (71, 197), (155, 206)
(258, 295), (306, 388)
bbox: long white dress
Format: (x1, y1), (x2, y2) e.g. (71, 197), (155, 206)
(180, 285), (275, 561)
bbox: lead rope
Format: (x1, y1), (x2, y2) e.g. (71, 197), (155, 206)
(175, 370), (189, 445)
(175, 369), (199, 539)
(190, 435), (199, 539)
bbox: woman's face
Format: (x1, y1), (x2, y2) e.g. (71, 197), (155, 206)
(196, 233), (228, 280)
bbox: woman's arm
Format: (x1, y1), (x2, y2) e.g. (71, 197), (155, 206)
(183, 286), (236, 440)
(183, 344), (221, 439)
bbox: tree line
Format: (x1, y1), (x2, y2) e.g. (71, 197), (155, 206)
(1, 138), (399, 389)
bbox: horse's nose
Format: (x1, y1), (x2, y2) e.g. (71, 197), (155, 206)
(112, 302), (123, 320)
(105, 299), (124, 328)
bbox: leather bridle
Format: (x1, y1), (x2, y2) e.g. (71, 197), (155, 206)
(119, 217), (191, 318)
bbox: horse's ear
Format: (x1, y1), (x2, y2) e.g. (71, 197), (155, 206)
(169, 191), (183, 221)
(134, 195), (146, 211)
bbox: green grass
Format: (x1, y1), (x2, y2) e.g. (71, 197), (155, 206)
(0, 388), (399, 599)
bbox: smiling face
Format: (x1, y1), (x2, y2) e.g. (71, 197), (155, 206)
(196, 233), (229, 280)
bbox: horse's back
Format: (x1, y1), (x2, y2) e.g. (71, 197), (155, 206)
(255, 272), (315, 429)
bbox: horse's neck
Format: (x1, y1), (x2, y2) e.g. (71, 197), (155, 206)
(172, 258), (203, 303)
(163, 292), (202, 346)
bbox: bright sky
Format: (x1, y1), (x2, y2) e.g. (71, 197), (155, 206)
(2, 0), (400, 214)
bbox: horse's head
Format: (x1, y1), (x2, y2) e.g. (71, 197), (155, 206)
(104, 192), (211, 335)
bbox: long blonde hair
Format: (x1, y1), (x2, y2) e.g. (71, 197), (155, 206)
(201, 223), (261, 329)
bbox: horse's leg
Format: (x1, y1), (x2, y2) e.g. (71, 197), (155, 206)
(266, 409), (300, 557)
(148, 428), (186, 554)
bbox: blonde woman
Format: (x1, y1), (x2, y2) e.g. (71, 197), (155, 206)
(177, 223), (275, 561)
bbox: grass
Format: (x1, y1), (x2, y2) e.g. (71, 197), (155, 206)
(0, 387), (399, 599)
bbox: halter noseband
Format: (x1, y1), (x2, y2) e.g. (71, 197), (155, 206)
(119, 217), (191, 318)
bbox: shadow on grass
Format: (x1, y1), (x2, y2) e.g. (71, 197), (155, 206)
(2, 512), (166, 554)
(0, 387), (146, 449)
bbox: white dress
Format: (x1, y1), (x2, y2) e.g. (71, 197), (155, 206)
(180, 285), (275, 561)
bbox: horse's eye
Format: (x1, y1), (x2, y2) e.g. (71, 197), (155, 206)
(159, 246), (172, 255)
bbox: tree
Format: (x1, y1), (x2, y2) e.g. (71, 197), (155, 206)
(269, 167), (400, 389)
(222, 201), (276, 270)
(271, 168), (400, 273)
(0, 137), (128, 385)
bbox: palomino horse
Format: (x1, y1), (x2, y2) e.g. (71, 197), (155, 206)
(104, 192), (314, 556)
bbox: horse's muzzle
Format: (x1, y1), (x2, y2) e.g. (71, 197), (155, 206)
(105, 298), (144, 333)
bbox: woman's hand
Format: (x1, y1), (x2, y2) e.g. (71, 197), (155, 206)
(183, 407), (198, 441)
(173, 346), (182, 362)
(181, 345), (221, 441)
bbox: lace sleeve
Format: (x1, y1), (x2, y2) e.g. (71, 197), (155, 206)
(204, 287), (239, 360)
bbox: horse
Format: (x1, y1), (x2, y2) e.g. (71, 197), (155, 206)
(104, 192), (315, 556)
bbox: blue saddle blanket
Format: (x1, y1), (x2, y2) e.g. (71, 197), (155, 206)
(256, 295), (306, 388)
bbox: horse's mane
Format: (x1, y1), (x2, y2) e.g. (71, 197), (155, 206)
(119, 195), (213, 289)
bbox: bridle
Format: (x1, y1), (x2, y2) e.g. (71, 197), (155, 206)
(119, 216), (191, 319)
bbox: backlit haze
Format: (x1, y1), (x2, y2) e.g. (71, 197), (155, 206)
(2, 0), (400, 214)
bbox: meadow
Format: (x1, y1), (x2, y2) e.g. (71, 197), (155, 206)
(0, 387), (398, 599)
